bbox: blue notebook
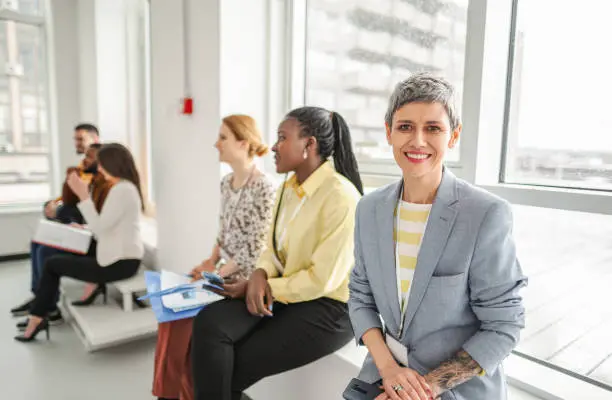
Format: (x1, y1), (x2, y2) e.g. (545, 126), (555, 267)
(143, 271), (217, 323)
(139, 277), (223, 301)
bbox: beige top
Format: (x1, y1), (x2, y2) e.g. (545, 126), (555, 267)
(78, 181), (144, 266)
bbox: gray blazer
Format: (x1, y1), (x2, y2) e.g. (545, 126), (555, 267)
(348, 169), (527, 400)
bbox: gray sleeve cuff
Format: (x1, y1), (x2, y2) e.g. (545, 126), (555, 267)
(349, 307), (384, 346)
(462, 330), (520, 374)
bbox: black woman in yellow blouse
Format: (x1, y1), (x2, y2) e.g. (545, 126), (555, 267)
(191, 106), (364, 400)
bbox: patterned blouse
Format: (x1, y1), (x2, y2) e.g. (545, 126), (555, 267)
(217, 171), (276, 279)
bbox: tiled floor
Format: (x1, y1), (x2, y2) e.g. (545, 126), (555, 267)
(0, 260), (544, 400)
(513, 205), (612, 387)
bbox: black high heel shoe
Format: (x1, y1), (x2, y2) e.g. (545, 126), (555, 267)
(14, 318), (50, 342)
(16, 309), (64, 331)
(71, 284), (107, 306)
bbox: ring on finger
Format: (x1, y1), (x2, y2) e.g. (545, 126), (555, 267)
(392, 384), (404, 392)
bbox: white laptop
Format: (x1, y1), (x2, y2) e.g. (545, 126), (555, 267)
(32, 219), (93, 255)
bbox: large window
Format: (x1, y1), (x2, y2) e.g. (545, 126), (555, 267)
(513, 205), (612, 387)
(0, 3), (50, 205)
(305, 0), (468, 171)
(498, 0), (612, 389)
(503, 0), (612, 191)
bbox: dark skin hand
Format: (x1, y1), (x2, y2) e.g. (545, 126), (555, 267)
(212, 277), (249, 299)
(245, 269), (273, 316)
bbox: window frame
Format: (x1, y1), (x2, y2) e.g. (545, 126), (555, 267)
(0, 1), (59, 210)
(499, 0), (612, 197)
(461, 0), (612, 215)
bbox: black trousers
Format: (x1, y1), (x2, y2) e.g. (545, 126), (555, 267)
(191, 297), (353, 400)
(30, 254), (140, 317)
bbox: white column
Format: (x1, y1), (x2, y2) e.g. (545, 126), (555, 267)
(76, 0), (98, 125)
(48, 0), (82, 176)
(76, 0), (136, 147)
(149, 0), (221, 273)
(93, 0), (129, 143)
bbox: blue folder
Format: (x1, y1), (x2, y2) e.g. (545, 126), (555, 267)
(143, 271), (211, 323)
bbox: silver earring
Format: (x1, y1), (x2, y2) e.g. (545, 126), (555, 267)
(303, 149), (308, 160)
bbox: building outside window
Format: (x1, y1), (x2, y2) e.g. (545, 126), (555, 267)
(0, 0), (50, 205)
(305, 0), (467, 169)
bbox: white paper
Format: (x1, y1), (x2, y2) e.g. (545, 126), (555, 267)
(32, 219), (93, 254)
(160, 270), (223, 312)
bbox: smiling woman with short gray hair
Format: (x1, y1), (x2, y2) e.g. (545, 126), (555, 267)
(348, 73), (527, 400)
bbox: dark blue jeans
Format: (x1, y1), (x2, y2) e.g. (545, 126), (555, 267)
(30, 242), (64, 305)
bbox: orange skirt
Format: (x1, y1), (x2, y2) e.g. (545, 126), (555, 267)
(152, 318), (194, 400)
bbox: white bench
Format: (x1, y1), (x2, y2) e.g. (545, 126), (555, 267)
(63, 297), (157, 352)
(59, 266), (157, 352)
(58, 219), (159, 351)
(110, 269), (148, 312)
(245, 343), (368, 400)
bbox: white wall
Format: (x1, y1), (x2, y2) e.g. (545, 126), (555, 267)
(77, 0), (98, 125)
(220, 0), (270, 176)
(0, 211), (40, 256)
(148, 0), (222, 273)
(147, 0), (275, 271)
(74, 0), (135, 146)
(94, 0), (129, 143)
(220, 0), (268, 126)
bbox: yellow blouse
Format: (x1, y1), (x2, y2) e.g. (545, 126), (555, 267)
(258, 161), (361, 303)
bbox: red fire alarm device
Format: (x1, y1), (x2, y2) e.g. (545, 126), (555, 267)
(182, 97), (193, 115)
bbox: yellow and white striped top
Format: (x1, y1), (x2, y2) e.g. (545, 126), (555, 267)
(394, 201), (432, 313)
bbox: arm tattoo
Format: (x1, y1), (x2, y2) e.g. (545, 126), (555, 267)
(425, 350), (483, 397)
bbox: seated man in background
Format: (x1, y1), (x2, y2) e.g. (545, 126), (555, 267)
(57, 143), (104, 223)
(44, 123), (100, 221)
(10, 142), (109, 324)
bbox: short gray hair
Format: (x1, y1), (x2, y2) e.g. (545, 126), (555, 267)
(385, 72), (460, 131)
